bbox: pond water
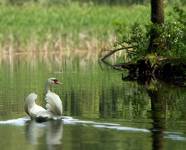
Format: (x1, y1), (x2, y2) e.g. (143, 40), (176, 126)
(0, 53), (186, 150)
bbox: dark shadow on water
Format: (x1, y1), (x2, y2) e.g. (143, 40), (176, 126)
(25, 120), (63, 148)
(122, 74), (184, 150)
(147, 85), (166, 150)
(132, 77), (167, 150)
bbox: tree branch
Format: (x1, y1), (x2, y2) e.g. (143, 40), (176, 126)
(99, 46), (136, 71)
(99, 46), (134, 61)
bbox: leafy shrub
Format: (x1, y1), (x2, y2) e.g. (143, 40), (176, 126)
(114, 5), (186, 60)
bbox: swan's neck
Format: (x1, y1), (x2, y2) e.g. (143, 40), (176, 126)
(45, 82), (52, 93)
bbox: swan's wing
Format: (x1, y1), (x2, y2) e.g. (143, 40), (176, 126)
(29, 105), (48, 118)
(25, 93), (50, 119)
(25, 93), (38, 116)
(45, 91), (63, 116)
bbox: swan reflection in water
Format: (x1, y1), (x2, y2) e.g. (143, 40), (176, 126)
(25, 120), (63, 146)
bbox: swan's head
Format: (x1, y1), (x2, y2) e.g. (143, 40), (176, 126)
(47, 77), (61, 85)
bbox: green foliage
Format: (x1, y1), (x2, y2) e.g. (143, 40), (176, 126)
(114, 5), (186, 60)
(158, 6), (186, 57)
(114, 22), (149, 60)
(0, 3), (149, 52)
(159, 22), (185, 56)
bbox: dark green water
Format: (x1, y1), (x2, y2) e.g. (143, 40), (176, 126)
(0, 53), (186, 150)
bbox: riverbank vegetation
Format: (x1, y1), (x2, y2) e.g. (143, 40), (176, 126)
(100, 0), (186, 85)
(0, 1), (149, 54)
(113, 4), (186, 60)
(0, 0), (185, 59)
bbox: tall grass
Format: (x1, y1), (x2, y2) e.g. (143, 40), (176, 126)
(0, 3), (150, 54)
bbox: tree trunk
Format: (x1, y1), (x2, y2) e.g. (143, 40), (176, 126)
(151, 0), (164, 24)
(148, 0), (164, 53)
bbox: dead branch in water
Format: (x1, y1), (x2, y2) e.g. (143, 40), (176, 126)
(99, 46), (186, 86)
(99, 46), (135, 70)
(100, 46), (135, 60)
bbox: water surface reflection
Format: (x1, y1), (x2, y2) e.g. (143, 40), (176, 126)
(25, 120), (63, 145)
(0, 53), (186, 150)
(147, 83), (166, 150)
(135, 74), (186, 150)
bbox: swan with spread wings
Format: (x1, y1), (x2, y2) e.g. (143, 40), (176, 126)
(24, 78), (63, 122)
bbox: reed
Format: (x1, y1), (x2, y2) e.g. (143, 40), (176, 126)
(0, 3), (149, 54)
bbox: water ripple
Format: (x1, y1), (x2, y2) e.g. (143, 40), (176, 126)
(0, 117), (29, 126)
(0, 117), (186, 141)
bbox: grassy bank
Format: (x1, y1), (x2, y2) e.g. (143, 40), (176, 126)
(0, 3), (149, 53)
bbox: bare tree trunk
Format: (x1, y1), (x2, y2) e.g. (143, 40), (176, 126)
(148, 0), (164, 53)
(151, 0), (164, 24)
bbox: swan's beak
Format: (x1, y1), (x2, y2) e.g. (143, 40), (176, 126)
(56, 80), (62, 85)
(57, 81), (62, 85)
(54, 79), (62, 85)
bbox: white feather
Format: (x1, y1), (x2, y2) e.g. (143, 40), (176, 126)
(25, 78), (63, 121)
(45, 91), (63, 116)
(25, 93), (52, 119)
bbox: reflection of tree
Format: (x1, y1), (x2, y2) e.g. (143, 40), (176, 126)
(99, 83), (150, 119)
(146, 81), (166, 150)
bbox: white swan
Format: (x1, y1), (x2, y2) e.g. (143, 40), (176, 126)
(25, 77), (63, 122)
